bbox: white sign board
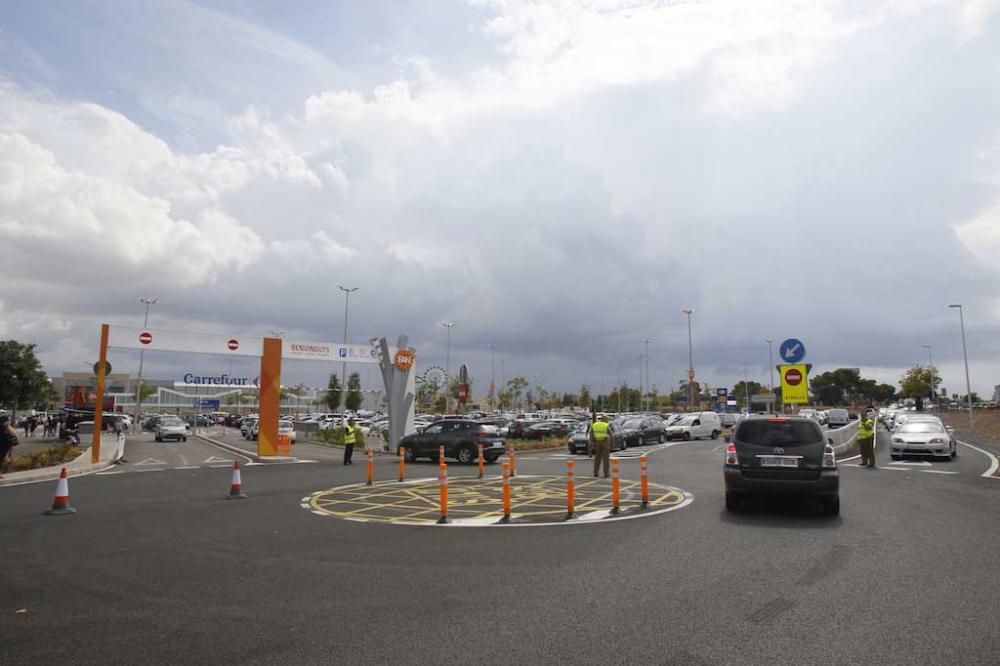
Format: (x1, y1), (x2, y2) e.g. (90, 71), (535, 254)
(108, 326), (262, 357)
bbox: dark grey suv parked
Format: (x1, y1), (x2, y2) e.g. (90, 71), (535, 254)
(724, 416), (840, 515)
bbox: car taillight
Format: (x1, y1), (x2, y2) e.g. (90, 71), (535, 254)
(725, 444), (738, 466)
(823, 444), (837, 469)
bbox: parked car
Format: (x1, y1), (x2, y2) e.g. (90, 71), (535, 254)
(567, 423), (591, 454)
(663, 412), (722, 440)
(143, 415), (165, 431)
(155, 416), (189, 442)
(890, 421), (955, 460)
(525, 421), (575, 439)
(277, 420), (297, 443)
(724, 416), (840, 515)
(397, 419), (506, 464)
(616, 416), (665, 446)
(507, 419), (542, 439)
(241, 418), (258, 439)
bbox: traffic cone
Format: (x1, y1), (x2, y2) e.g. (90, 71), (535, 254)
(44, 468), (77, 515)
(224, 461), (247, 499)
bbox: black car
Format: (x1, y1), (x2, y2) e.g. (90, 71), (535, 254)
(397, 419), (506, 464)
(524, 421), (575, 439)
(567, 423), (591, 454)
(724, 416), (839, 515)
(507, 419), (542, 439)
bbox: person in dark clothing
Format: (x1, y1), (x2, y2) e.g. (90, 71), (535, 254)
(1, 416), (18, 476)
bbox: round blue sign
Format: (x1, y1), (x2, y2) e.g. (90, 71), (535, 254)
(779, 338), (806, 364)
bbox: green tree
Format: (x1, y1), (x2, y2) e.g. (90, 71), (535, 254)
(578, 384), (592, 408)
(899, 366), (937, 411)
(345, 372), (363, 411)
(507, 377), (528, 409)
(809, 368), (861, 406)
(731, 381), (763, 410)
(0, 340), (52, 418)
(324, 374), (342, 412)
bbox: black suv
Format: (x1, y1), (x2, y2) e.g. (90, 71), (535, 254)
(397, 419), (506, 464)
(724, 416), (839, 515)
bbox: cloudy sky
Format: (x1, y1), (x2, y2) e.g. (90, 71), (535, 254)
(1, 0), (999, 399)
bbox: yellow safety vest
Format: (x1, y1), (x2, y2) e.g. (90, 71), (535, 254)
(857, 418), (874, 439)
(344, 425), (357, 445)
(591, 421), (610, 440)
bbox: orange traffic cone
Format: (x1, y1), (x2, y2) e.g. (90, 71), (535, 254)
(44, 467), (77, 515)
(224, 461), (247, 499)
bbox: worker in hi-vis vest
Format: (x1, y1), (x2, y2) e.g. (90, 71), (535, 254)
(343, 418), (357, 465)
(857, 412), (876, 468)
(590, 414), (613, 478)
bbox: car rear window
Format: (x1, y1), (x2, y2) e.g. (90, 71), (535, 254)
(898, 423), (945, 433)
(735, 420), (823, 447)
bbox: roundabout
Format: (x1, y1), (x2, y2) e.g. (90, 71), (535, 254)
(302, 474), (693, 526)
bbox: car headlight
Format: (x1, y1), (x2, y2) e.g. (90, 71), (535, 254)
(928, 438), (945, 444)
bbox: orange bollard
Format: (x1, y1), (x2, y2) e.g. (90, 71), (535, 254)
(611, 458), (620, 514)
(439, 444), (445, 465)
(477, 443), (485, 479)
(366, 448), (374, 486)
(398, 447), (406, 482)
(566, 459), (575, 520)
(508, 443), (517, 478)
(437, 461), (450, 524)
(500, 462), (511, 523)
(640, 454), (649, 509)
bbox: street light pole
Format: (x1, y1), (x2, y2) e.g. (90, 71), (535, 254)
(766, 338), (775, 413)
(133, 297), (157, 431)
(922, 344), (934, 407)
(682, 308), (694, 411)
(338, 286), (359, 416)
(441, 322), (455, 412)
(744, 361), (751, 414)
(488, 344), (498, 413)
(642, 338), (652, 411)
(948, 304), (973, 431)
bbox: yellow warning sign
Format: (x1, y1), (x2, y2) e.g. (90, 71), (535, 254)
(780, 364), (809, 404)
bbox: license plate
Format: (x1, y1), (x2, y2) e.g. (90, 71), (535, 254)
(759, 456), (799, 468)
(491, 442), (504, 448)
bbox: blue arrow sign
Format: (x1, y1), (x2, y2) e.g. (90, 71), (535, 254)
(779, 338), (805, 364)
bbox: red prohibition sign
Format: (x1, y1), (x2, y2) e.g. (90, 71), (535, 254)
(784, 368), (803, 386)
(227, 338), (239, 351)
(139, 331), (153, 345)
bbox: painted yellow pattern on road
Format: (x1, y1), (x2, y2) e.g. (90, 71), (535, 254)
(306, 475), (690, 525)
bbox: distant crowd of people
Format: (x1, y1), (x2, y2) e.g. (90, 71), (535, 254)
(16, 413), (64, 439)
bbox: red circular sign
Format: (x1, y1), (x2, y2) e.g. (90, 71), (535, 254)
(227, 339), (239, 351)
(139, 331), (153, 345)
(785, 368), (803, 386)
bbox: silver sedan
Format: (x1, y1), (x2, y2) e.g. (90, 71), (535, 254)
(890, 422), (956, 460)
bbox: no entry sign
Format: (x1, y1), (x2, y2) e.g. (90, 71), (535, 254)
(139, 331), (153, 345)
(227, 338), (239, 351)
(784, 368), (803, 386)
(780, 364), (809, 404)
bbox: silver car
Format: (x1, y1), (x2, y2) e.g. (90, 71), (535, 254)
(890, 421), (956, 460)
(155, 416), (189, 442)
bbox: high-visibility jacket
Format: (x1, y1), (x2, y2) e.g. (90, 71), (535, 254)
(857, 418), (874, 439)
(344, 425), (357, 445)
(591, 421), (610, 441)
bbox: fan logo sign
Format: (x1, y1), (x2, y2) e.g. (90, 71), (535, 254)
(394, 348), (416, 372)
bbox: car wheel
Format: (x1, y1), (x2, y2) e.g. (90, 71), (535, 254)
(619, 439), (627, 451)
(725, 493), (740, 512)
(485, 455), (500, 463)
(456, 445), (475, 465)
(155, 436), (162, 442)
(682, 432), (691, 441)
(182, 437), (187, 442)
(890, 454), (901, 461)
(711, 430), (720, 440)
(824, 497), (840, 517)
(951, 446), (957, 459)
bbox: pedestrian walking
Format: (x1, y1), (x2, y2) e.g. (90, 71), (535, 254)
(111, 416), (128, 464)
(342, 417), (358, 465)
(857, 411), (876, 468)
(1, 415), (19, 477)
(590, 414), (613, 478)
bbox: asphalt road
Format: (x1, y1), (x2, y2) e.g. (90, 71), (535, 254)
(2, 428), (998, 665)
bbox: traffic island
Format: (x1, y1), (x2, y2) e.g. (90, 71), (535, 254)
(302, 475), (693, 526)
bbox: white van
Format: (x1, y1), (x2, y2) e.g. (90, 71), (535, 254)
(663, 411), (722, 440)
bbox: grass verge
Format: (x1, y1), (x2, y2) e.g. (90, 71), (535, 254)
(7, 443), (82, 472)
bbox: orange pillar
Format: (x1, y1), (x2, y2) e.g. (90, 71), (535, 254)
(257, 337), (282, 457)
(91, 324), (110, 463)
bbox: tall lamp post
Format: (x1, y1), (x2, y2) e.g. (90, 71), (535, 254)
(921, 344), (934, 407)
(338, 286), (359, 416)
(642, 338), (652, 411)
(488, 344), (498, 413)
(682, 308), (694, 410)
(766, 338), (775, 413)
(441, 322), (455, 412)
(948, 304), (973, 431)
(133, 297), (157, 431)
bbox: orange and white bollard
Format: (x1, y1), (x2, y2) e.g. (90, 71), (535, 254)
(566, 459), (576, 520)
(366, 448), (374, 486)
(500, 462), (511, 523)
(44, 467), (76, 515)
(611, 458), (620, 514)
(439, 444), (445, 465)
(508, 443), (517, 478)
(225, 461), (247, 500)
(477, 443), (485, 479)
(640, 454), (649, 509)
(437, 461), (450, 524)
(398, 447), (406, 482)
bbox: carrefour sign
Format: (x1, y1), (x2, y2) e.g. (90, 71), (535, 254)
(175, 374), (259, 388)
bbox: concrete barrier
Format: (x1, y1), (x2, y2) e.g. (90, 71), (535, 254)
(827, 421), (860, 458)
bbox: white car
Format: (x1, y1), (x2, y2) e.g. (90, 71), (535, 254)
(663, 411), (722, 440)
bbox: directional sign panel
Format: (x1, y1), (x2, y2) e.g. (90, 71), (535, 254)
(780, 364), (809, 404)
(779, 338), (806, 364)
